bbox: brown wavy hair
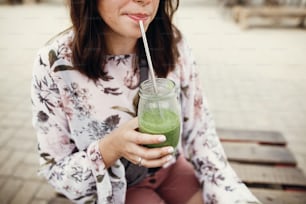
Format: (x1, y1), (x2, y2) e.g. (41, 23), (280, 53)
(68, 0), (182, 81)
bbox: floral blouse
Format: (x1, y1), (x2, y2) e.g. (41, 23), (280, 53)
(31, 30), (260, 204)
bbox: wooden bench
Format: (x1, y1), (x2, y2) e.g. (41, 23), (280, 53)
(232, 6), (306, 28)
(218, 128), (306, 204)
(49, 129), (306, 203)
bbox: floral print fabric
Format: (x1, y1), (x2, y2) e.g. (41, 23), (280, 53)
(31, 30), (260, 204)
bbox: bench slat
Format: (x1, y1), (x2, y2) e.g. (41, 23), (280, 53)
(231, 163), (306, 187)
(217, 128), (286, 145)
(250, 188), (306, 204)
(222, 142), (296, 165)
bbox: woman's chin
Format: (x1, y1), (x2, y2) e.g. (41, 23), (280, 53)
(123, 31), (142, 40)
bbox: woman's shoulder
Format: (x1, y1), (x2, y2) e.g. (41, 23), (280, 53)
(175, 34), (195, 68)
(35, 28), (74, 73)
(176, 34), (192, 55)
(169, 34), (196, 83)
(46, 28), (74, 45)
(39, 28), (73, 51)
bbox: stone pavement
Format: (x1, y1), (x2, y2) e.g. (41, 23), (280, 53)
(0, 1), (305, 203)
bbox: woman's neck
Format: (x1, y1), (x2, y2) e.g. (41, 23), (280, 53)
(105, 33), (138, 55)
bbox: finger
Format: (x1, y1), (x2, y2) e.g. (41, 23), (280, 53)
(130, 131), (166, 145)
(141, 154), (173, 168)
(138, 145), (174, 160)
(125, 154), (144, 166)
(123, 145), (173, 164)
(123, 118), (167, 145)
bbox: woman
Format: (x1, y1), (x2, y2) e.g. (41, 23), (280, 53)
(31, 0), (260, 203)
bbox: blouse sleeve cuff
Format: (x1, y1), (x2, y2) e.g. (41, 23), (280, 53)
(87, 140), (106, 175)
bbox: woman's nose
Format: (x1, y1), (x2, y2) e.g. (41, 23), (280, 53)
(133, 0), (151, 6)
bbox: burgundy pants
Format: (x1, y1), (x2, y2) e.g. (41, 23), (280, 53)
(125, 155), (201, 204)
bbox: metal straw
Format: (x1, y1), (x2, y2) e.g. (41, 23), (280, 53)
(139, 20), (158, 94)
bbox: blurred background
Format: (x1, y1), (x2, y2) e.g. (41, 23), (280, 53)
(0, 0), (305, 203)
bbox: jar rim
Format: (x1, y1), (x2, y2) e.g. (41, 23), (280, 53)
(139, 78), (176, 100)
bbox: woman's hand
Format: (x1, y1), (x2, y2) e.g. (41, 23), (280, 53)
(98, 117), (174, 168)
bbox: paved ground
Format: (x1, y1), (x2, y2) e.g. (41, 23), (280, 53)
(0, 1), (305, 203)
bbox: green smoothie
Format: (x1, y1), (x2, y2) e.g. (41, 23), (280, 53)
(139, 108), (180, 148)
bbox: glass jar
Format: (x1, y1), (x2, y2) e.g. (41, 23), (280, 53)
(138, 78), (181, 148)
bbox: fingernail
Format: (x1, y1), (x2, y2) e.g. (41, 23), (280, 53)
(167, 147), (174, 153)
(166, 155), (173, 161)
(163, 155), (174, 168)
(163, 161), (172, 168)
(158, 135), (166, 142)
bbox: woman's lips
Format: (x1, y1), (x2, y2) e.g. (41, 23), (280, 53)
(126, 13), (149, 22)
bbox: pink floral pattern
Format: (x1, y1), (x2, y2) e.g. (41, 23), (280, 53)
(31, 30), (260, 204)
